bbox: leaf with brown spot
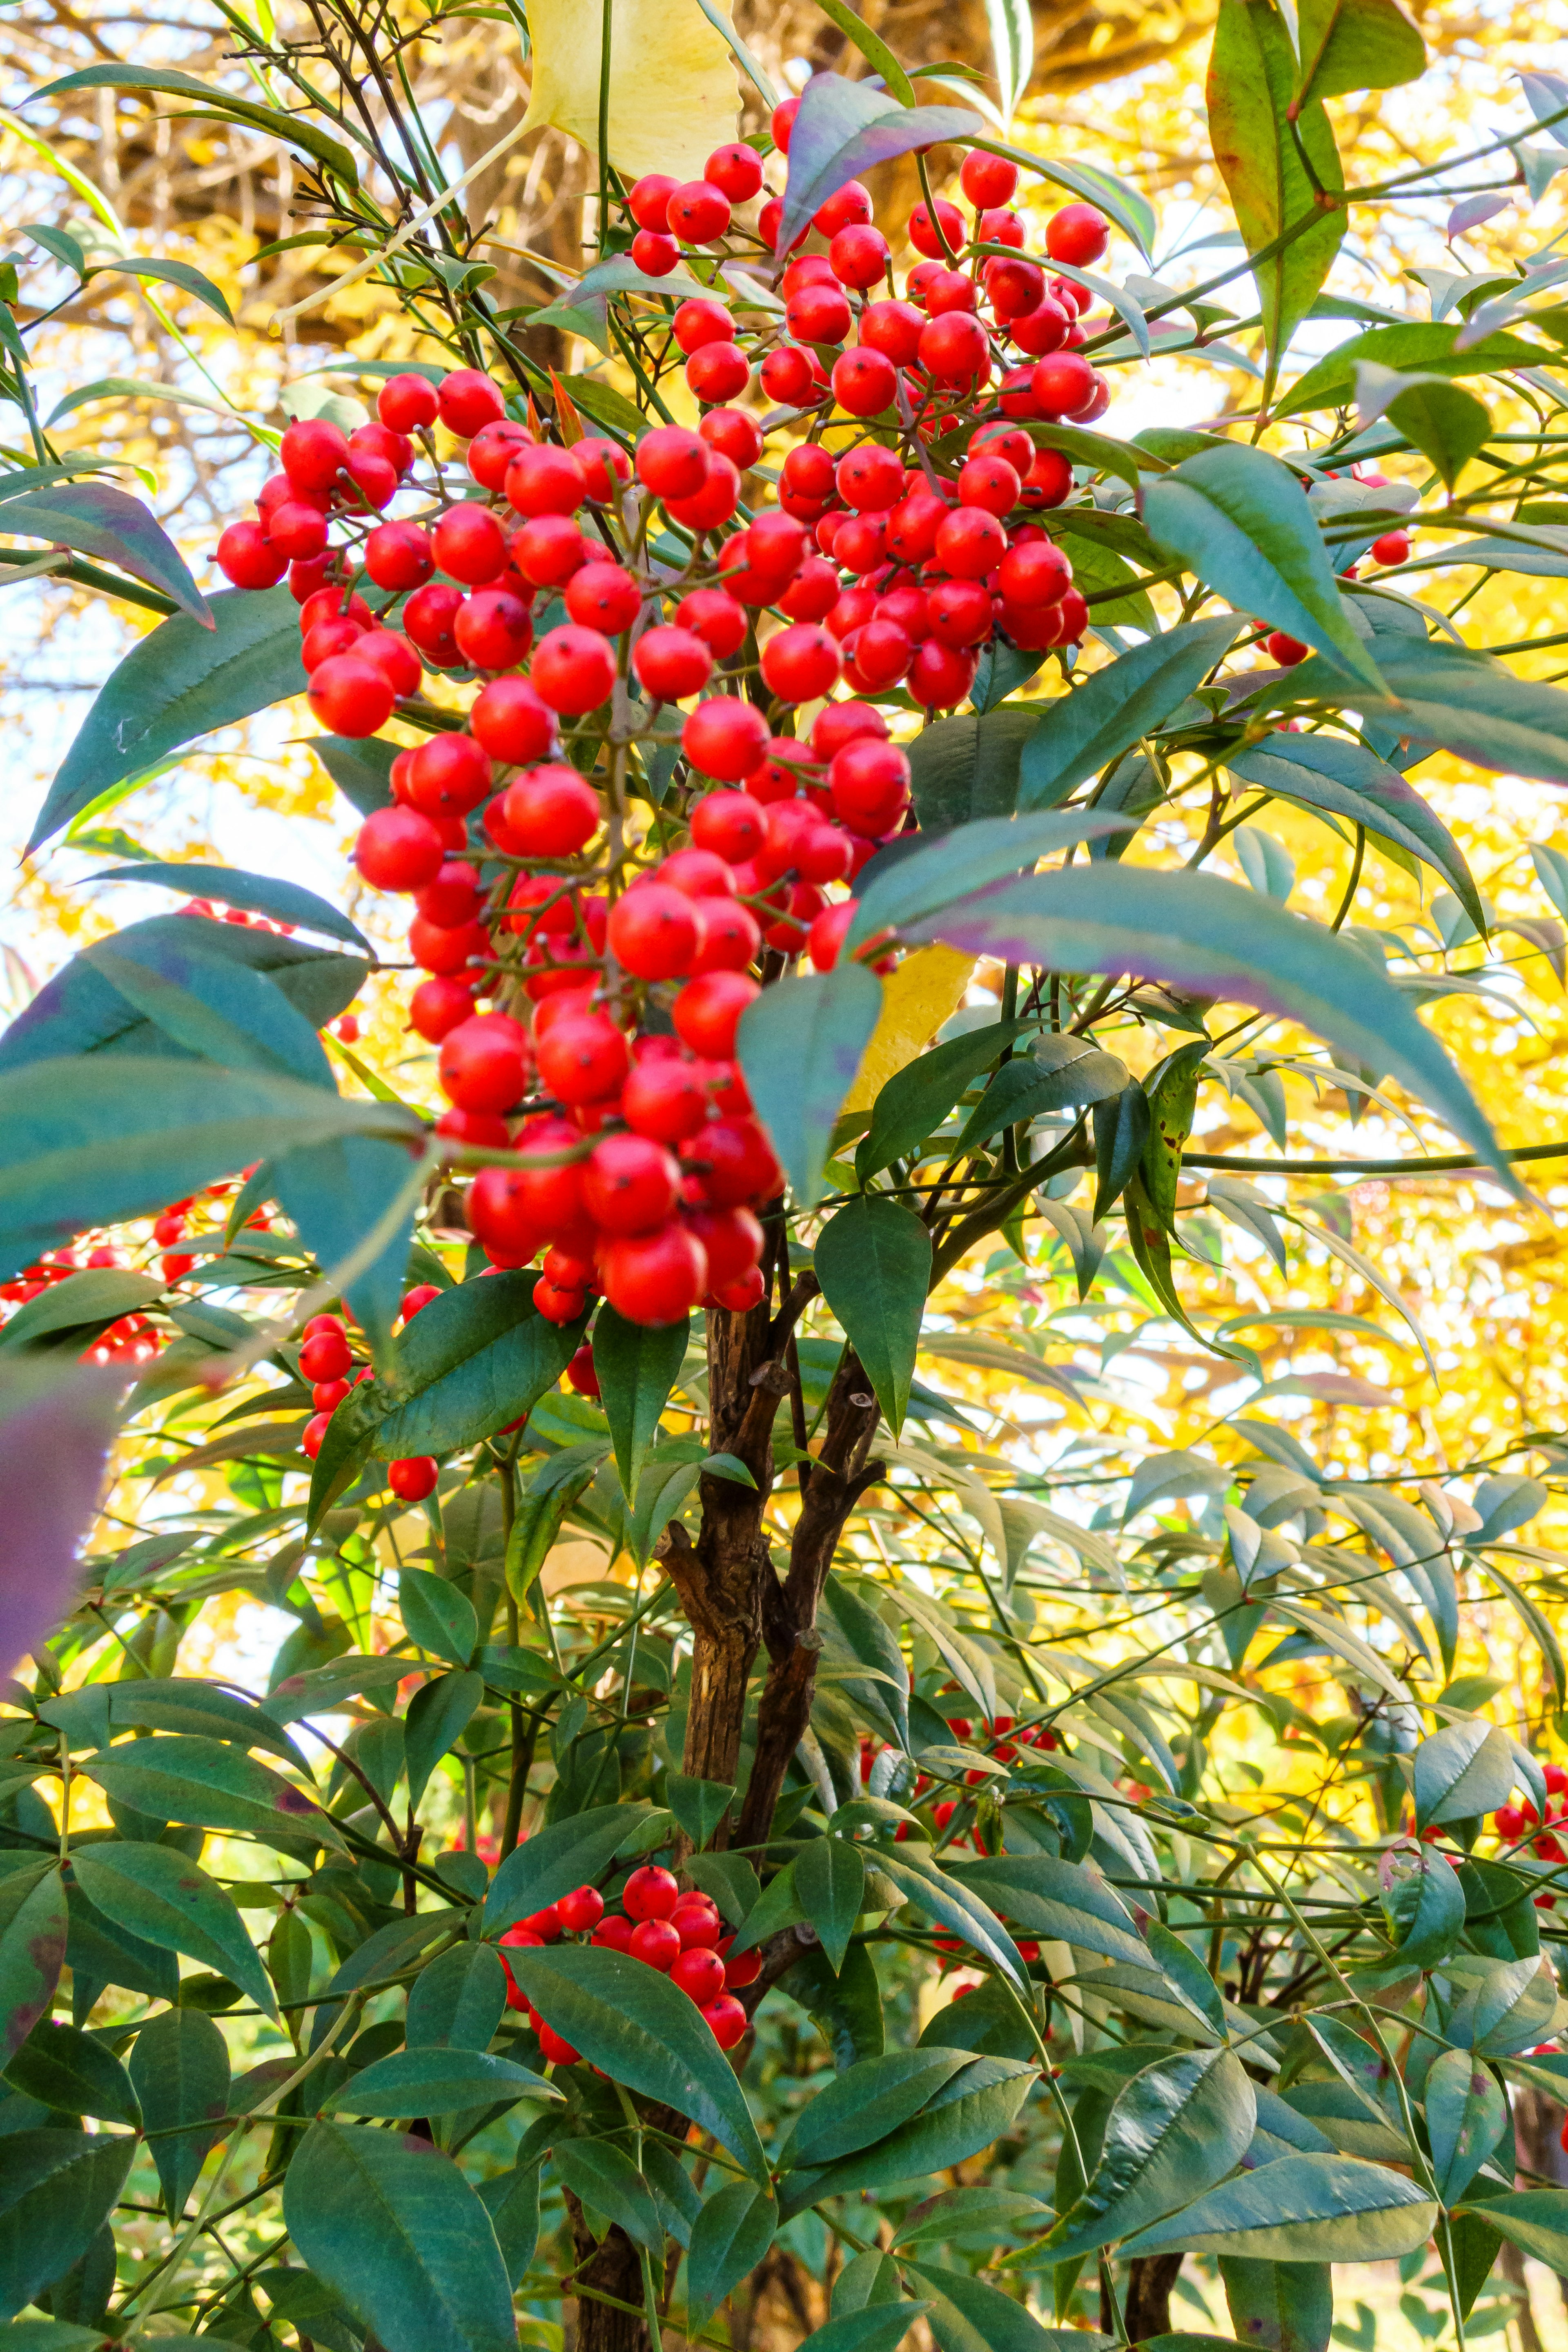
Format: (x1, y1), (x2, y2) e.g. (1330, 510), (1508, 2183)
(0, 1864), (67, 2063)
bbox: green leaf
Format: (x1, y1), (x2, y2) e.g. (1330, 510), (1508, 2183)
(1144, 446), (1379, 687)
(69, 1841), (276, 2016)
(776, 76), (984, 257)
(325, 2047), (559, 2118)
(82, 1735), (339, 1851)
(0, 483), (209, 624)
(28, 587), (307, 855)
(687, 2180), (777, 2331)
(484, 1806), (646, 1934)
(1016, 620), (1241, 812)
(1353, 363), (1490, 492)
(904, 866), (1500, 1178)
(955, 1040), (1125, 1152)
(552, 2139), (663, 2250)
(372, 1275), (580, 1460)
(1219, 2257), (1333, 2352)
(92, 861), (369, 953)
(1224, 730), (1483, 930)
(127, 2008), (228, 2219)
(0, 1268), (165, 1353)
(1205, 0), (1344, 383)
(893, 2187), (1052, 2248)
(1278, 321), (1546, 419)
(0, 1056), (414, 1284)
(0, 2132), (135, 2322)
(815, 1197), (929, 1440)
(849, 813), (1133, 951)
(1047, 2048), (1255, 2258)
(65, 1875), (178, 2005)
(1449, 1955), (1558, 2058)
(1378, 1841), (1466, 1966)
(592, 1305), (691, 1498)
(872, 1847), (1026, 1984)
(779, 1941), (886, 2069)
(666, 1775), (737, 1853)
(1454, 2187), (1568, 2276)
(899, 2259), (1059, 2352)
(784, 2049), (977, 2170)
(34, 64), (360, 186)
(1116, 2152), (1437, 2262)
(312, 733), (396, 816)
(407, 1943), (508, 2054)
(795, 1838), (867, 1973)
(799, 2309), (929, 2352)
(0, 1866), (67, 2062)
(737, 965), (883, 1209)
(794, 2056), (1035, 2208)
(403, 1672), (484, 1809)
(477, 2163), (540, 2290)
(1296, 634), (1568, 788)
(5, 2018), (138, 2129)
(1295, 0), (1425, 103)
(1414, 1721), (1517, 1828)
(860, 1018), (1036, 1180)
(906, 706), (1042, 832)
(282, 2120), (517, 2352)
(1426, 2047), (1507, 2204)
(947, 1854), (1148, 1971)
(399, 1567), (478, 1668)
(503, 1944), (768, 2181)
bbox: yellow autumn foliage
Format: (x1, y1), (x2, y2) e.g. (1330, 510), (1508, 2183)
(521, 0), (739, 182)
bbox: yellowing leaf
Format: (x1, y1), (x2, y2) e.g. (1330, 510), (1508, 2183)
(522, 0), (739, 183)
(840, 947), (976, 1118)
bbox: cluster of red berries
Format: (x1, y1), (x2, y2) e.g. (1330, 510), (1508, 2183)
(1494, 1762), (1568, 1907)
(1265, 467), (1412, 667)
(208, 131), (1134, 1325)
(296, 1301), (441, 1498)
(497, 1866), (757, 2060)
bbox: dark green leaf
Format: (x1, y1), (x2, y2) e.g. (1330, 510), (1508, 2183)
(326, 2047), (558, 2118)
(1093, 1084), (1150, 1223)
(127, 2007), (228, 2218)
(406, 1943), (508, 2054)
(0, 2132), (135, 2321)
(1279, 321), (1544, 418)
(69, 1841), (275, 2015)
(860, 1018), (1035, 1180)
(849, 813), (1133, 952)
(82, 1735), (337, 1850)
(1414, 1722), (1516, 1828)
(781, 1940), (888, 2068)
(777, 74), (984, 256)
(948, 1854), (1148, 1970)
(1219, 2257), (1333, 2352)
(907, 865), (1499, 1177)
(1116, 2152), (1436, 2261)
(477, 2163), (539, 2289)
(4, 2019), (138, 2129)
(1017, 620), (1241, 812)
(0, 1269), (165, 1353)
(899, 2260), (1058, 2352)
(1047, 2048), (1255, 2258)
(796, 2309), (930, 2352)
(1353, 364), (1489, 492)
(906, 707), (1042, 832)
(1426, 2047), (1507, 2205)
(873, 1848), (1026, 1983)
(784, 2049), (973, 2170)
(372, 1276), (579, 1460)
(282, 2120), (517, 2352)
(312, 734), (396, 816)
(795, 1838), (867, 1974)
(403, 1672), (484, 1809)
(0, 483), (209, 624)
(503, 1944), (768, 2181)
(0, 1867), (67, 2062)
(797, 2056), (1035, 2207)
(1145, 447), (1379, 686)
(592, 1305), (691, 1500)
(64, 1876), (179, 2005)
(552, 2140), (662, 2249)
(1295, 0), (1425, 103)
(399, 1567), (478, 1668)
(737, 965), (883, 1209)
(35, 66), (360, 186)
(666, 1775), (736, 1853)
(893, 2186), (1051, 2248)
(687, 2180), (777, 2330)
(484, 1806), (645, 1935)
(1379, 1840), (1465, 1965)
(91, 862), (369, 953)
(815, 1197), (929, 1440)
(28, 587), (307, 855)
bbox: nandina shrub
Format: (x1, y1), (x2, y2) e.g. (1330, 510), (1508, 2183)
(8, 6), (1568, 2351)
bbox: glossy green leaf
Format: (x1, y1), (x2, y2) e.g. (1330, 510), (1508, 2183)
(372, 1275), (580, 1459)
(777, 74), (984, 257)
(1145, 446), (1379, 687)
(28, 588), (307, 855)
(666, 1775), (736, 1852)
(1278, 321), (1545, 417)
(798, 2307), (930, 2352)
(1379, 1840), (1465, 1965)
(778, 1941), (887, 2070)
(1353, 363), (1490, 491)
(406, 1943), (508, 2054)
(399, 1567), (478, 1668)
(893, 2186), (1052, 2248)
(127, 2007), (228, 2219)
(34, 65), (360, 186)
(1219, 2257), (1333, 2352)
(871, 1847), (1025, 1982)
(1426, 2047), (1507, 2203)
(1307, 635), (1568, 787)
(477, 2163), (540, 2289)
(1414, 1721), (1516, 1828)
(795, 1837), (868, 1973)
(0, 2132), (135, 2322)
(784, 2049), (975, 2170)
(325, 2047), (559, 2117)
(906, 706), (1042, 832)
(737, 964), (883, 1209)
(0, 483), (209, 624)
(1116, 2152), (1437, 2262)
(815, 1197), (929, 1440)
(1017, 619), (1241, 812)
(1296, 0), (1424, 101)
(403, 1671), (484, 1808)
(0, 1865), (67, 2063)
(504, 1944), (767, 2180)
(5, 2018), (138, 2129)
(552, 2138), (663, 2249)
(91, 861), (370, 953)
(70, 1840), (276, 2016)
(688, 2180), (778, 2330)
(1206, 0), (1344, 381)
(0, 1268), (165, 1353)
(849, 813), (1132, 952)
(1047, 2048), (1255, 2258)
(900, 2259), (1059, 2352)
(592, 1304), (691, 1500)
(282, 2120), (517, 2352)
(64, 1876), (178, 2006)
(484, 1805), (645, 1935)
(1450, 1954), (1559, 2056)
(860, 1017), (1035, 1179)
(906, 866), (1499, 1178)
(948, 1854), (1148, 1971)
(797, 2056), (1035, 2207)
(1454, 2185), (1568, 2276)
(312, 733), (396, 815)
(82, 1735), (338, 1850)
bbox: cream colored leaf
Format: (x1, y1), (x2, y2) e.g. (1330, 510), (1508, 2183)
(840, 945), (977, 1118)
(522, 0), (739, 183)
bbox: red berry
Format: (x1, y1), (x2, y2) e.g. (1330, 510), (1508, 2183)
(504, 443), (586, 519)
(592, 1912), (635, 1951)
(501, 764), (600, 856)
(920, 312), (990, 384)
(558, 1884), (605, 1933)
(629, 1917), (682, 1969)
(699, 407), (764, 472)
(961, 151), (1019, 208)
(908, 196), (964, 258)
(686, 342), (751, 405)
(832, 346), (898, 417)
(623, 1864), (679, 1920)
(566, 1342), (601, 1398)
(355, 807), (445, 892)
(282, 416), (349, 491)
(759, 347), (821, 407)
(684, 1203), (764, 1287)
(673, 971), (758, 1059)
(935, 506), (1007, 580)
(439, 1014), (528, 1114)
(512, 514), (587, 588)
(667, 180), (730, 243)
(703, 1993), (747, 2048)
(706, 140), (764, 200)
(808, 900), (857, 971)
(410, 976), (479, 1042)
(536, 1010), (630, 1106)
(584, 1133), (681, 1234)
(622, 1058), (709, 1143)
(630, 229), (679, 275)
(566, 561), (642, 635)
(217, 521), (288, 590)
(378, 373), (440, 433)
(1046, 204), (1110, 267)
(628, 172), (677, 230)
(760, 624), (840, 704)
(1031, 351), (1097, 418)
(723, 1943), (762, 1989)
(666, 452), (742, 535)
(908, 639), (978, 708)
(1372, 530), (1410, 565)
(299, 1326), (352, 1382)
(430, 503), (507, 586)
(861, 300), (925, 365)
(265, 503), (329, 561)
(601, 1222), (708, 1325)
(684, 698), (769, 782)
(575, 438), (632, 501)
(532, 625), (617, 715)
(957, 453), (1022, 517)
(786, 281), (853, 345)
(438, 369), (505, 437)
(607, 883), (701, 981)
(403, 581), (465, 665)
(635, 626), (714, 702)
(536, 2021), (581, 2067)
(301, 1411), (331, 1459)
(691, 790), (766, 863)
(401, 1285), (441, 1321)
(637, 426), (709, 501)
(453, 590), (532, 671)
(388, 1457), (439, 1501)
(670, 1946), (726, 2002)
(471, 675), (554, 764)
(998, 539), (1072, 607)
(678, 589), (750, 660)
(408, 732), (493, 818)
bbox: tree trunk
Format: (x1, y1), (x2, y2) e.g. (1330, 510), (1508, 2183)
(570, 2213), (650, 2352)
(1123, 2252), (1184, 2342)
